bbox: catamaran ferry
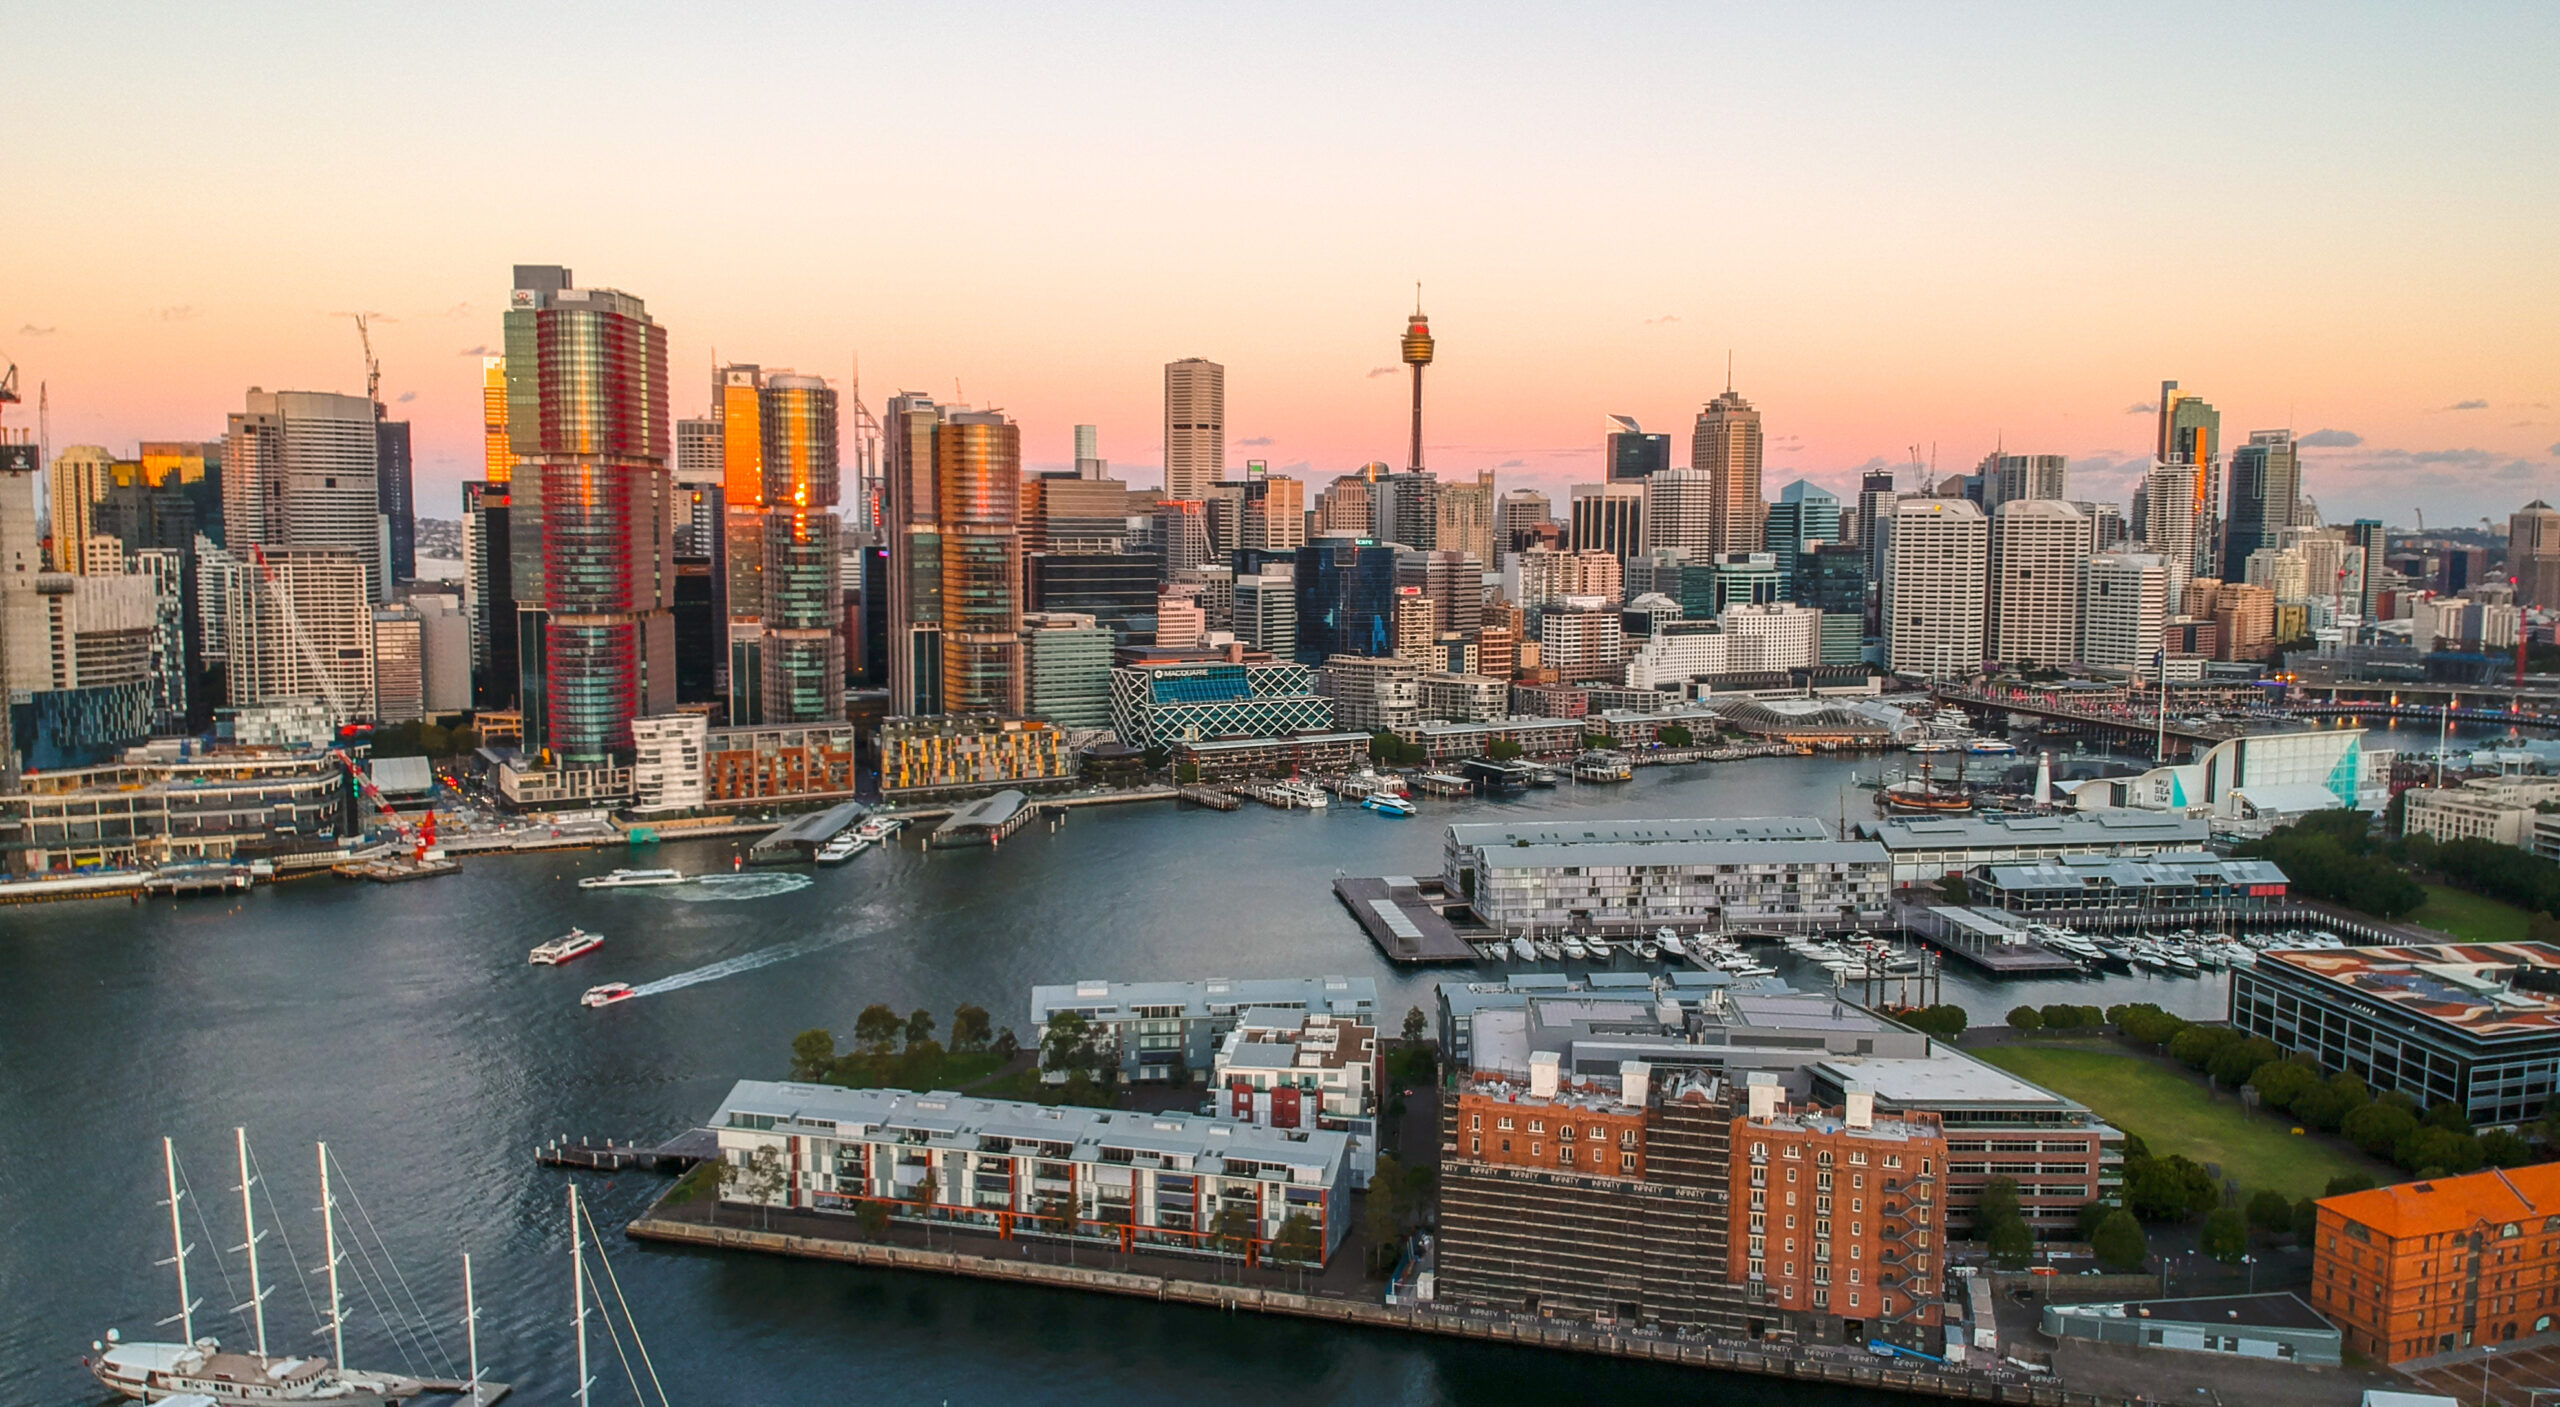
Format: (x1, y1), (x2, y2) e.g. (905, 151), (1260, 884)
(529, 928), (603, 965)
(815, 833), (869, 864)
(582, 982), (639, 1008)
(1360, 792), (1416, 816)
(577, 867), (685, 889)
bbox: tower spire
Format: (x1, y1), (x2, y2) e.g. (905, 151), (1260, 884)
(1725, 349), (1733, 395)
(1400, 292), (1435, 474)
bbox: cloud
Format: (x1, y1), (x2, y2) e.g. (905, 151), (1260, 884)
(2446, 399), (2490, 411)
(158, 305), (197, 322)
(397, 391), (418, 404)
(459, 344), (492, 357)
(1280, 460), (1310, 475)
(17, 323), (55, 336)
(1235, 435), (1274, 447)
(1365, 366), (1401, 378)
(1642, 313), (1680, 325)
(2550, 442), (2560, 457)
(1497, 458), (1526, 469)
(2323, 445), (2541, 483)
(2298, 428), (2363, 448)
(2125, 402), (2158, 415)
(440, 302), (473, 318)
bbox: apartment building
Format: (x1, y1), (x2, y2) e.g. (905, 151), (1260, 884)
(1028, 975), (1377, 1085)
(1732, 1073), (1948, 1344)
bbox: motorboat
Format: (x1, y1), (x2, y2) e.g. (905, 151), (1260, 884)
(1535, 938), (1564, 962)
(854, 815), (903, 842)
(582, 983), (639, 1008)
(1584, 936), (1615, 960)
(577, 867), (685, 889)
(1635, 940), (1662, 962)
(1965, 739), (2018, 755)
(529, 928), (603, 965)
(1273, 778), (1330, 808)
(1361, 792), (1417, 817)
(815, 833), (868, 864)
(1656, 929), (1689, 960)
(1510, 936), (1538, 963)
(1561, 936), (1590, 961)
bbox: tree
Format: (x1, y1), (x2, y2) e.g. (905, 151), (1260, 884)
(1941, 875), (1974, 904)
(2075, 1199), (2118, 1240)
(790, 1028), (838, 1082)
(1367, 1153), (1408, 1271)
(2246, 1189), (2294, 1236)
(2421, 1101), (2474, 1135)
(1402, 1006), (1429, 1043)
(994, 1027), (1021, 1061)
(2397, 1126), (2486, 1177)
(2342, 1101), (2420, 1158)
(2092, 1209), (2149, 1273)
(854, 1199), (891, 1241)
(2248, 1060), (2319, 1113)
(2209, 1037), (2282, 1088)
(2039, 1004), (2083, 1031)
(2202, 1207), (2249, 1263)
(1657, 724), (1693, 748)
(1211, 1203), (1256, 1263)
(1976, 1176), (2033, 1266)
(905, 1008), (937, 1047)
(854, 1003), (903, 1055)
(950, 1004), (993, 1054)
(1274, 1211), (1323, 1268)
(2168, 1025), (2237, 1076)
(2480, 1128), (2535, 1168)
(2126, 1154), (2218, 1223)
(1487, 739), (1525, 760)
(2291, 1197), (2320, 1242)
(2006, 1005), (2044, 1032)
(1042, 1011), (1098, 1076)
(1176, 759), (1202, 784)
(2325, 1173), (2374, 1198)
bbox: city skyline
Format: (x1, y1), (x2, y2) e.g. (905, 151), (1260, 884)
(7, 5), (2552, 528)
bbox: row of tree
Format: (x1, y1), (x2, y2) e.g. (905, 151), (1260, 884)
(1892, 1004), (1970, 1037)
(2233, 809), (2426, 918)
(2411, 833), (2560, 919)
(2004, 1003), (2105, 1032)
(790, 1004), (1012, 1091)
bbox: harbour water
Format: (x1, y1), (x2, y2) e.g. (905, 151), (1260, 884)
(0, 734), (2455, 1405)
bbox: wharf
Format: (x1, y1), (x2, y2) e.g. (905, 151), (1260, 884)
(1901, 903), (2085, 976)
(1411, 772), (1473, 797)
(1333, 875), (1479, 964)
(145, 866), (255, 897)
(538, 1128), (718, 1172)
(747, 802), (866, 864)
(334, 855), (462, 883)
(1230, 781), (1324, 809)
(1174, 785), (1240, 810)
(0, 870), (148, 904)
(624, 1213), (2090, 1405)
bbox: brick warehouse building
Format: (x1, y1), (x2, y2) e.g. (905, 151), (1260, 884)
(2313, 1162), (2560, 1361)
(1732, 1072), (1947, 1343)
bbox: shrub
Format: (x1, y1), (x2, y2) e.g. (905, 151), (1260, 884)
(2341, 1101), (2419, 1158)
(2092, 1209), (2150, 1272)
(2248, 1059), (2320, 1112)
(2006, 1005), (2044, 1032)
(2246, 1189), (2294, 1235)
(2202, 1207), (2250, 1263)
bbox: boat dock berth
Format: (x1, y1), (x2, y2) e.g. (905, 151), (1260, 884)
(1334, 874), (1479, 964)
(537, 1128), (719, 1172)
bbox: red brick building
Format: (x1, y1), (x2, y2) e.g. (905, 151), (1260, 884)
(1730, 1072), (1947, 1342)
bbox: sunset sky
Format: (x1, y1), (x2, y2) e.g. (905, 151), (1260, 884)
(8, 2), (2555, 529)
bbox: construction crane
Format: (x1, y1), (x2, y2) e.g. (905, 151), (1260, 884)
(245, 543), (431, 851)
(0, 358), (19, 425)
(349, 314), (381, 410)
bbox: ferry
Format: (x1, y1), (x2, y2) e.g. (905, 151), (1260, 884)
(577, 867), (685, 890)
(1905, 739), (1964, 754)
(1272, 778), (1330, 808)
(815, 833), (869, 864)
(1361, 792), (1417, 817)
(854, 815), (903, 843)
(529, 928), (603, 965)
(1965, 738), (2018, 755)
(581, 982), (639, 1009)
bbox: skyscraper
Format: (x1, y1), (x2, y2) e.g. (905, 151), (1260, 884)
(1073, 423), (1106, 480)
(1640, 467), (1716, 561)
(1605, 415), (1669, 481)
(1293, 538), (1397, 664)
(1765, 480), (1842, 597)
(883, 392), (944, 716)
(1569, 482), (1645, 562)
(376, 414), (415, 587)
(223, 389), (384, 599)
(2155, 380), (2221, 581)
(1240, 474), (1304, 553)
(1402, 300), (1434, 472)
(754, 372), (845, 722)
(936, 409), (1024, 713)
(2222, 430), (2301, 579)
(1434, 469), (1496, 566)
(48, 445), (121, 574)
(1883, 498), (1987, 679)
(481, 356), (519, 484)
(1693, 385), (1764, 555)
(2082, 551), (2173, 674)
(502, 265), (675, 765)
(1163, 358), (1224, 501)
(1976, 453), (2067, 512)
(1987, 499), (2092, 669)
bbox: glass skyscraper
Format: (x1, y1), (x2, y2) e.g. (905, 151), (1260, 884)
(1292, 539), (1397, 665)
(1767, 479), (1842, 599)
(936, 410), (1024, 713)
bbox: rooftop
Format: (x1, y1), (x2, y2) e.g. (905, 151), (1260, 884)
(2324, 1162), (2560, 1241)
(1856, 812), (2209, 850)
(2267, 943), (2560, 1039)
(1031, 974), (1376, 1024)
(1474, 838), (1888, 872)
(1448, 816), (1832, 848)
(1975, 851), (2291, 890)
(2047, 1292), (2335, 1334)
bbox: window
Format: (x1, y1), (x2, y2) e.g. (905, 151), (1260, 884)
(1621, 1152), (1636, 1171)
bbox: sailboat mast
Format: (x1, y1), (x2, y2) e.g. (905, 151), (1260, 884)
(163, 1136), (195, 1345)
(571, 1183), (592, 1407)
(463, 1252), (483, 1407)
(235, 1127), (269, 1356)
(318, 1142), (345, 1368)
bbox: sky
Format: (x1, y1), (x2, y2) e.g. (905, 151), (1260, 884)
(6, 2), (2556, 530)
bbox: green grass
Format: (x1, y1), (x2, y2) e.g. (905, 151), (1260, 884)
(1973, 1044), (2376, 1202)
(2411, 884), (2536, 945)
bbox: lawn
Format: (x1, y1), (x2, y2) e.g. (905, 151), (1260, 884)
(1973, 1043), (2378, 1203)
(2411, 883), (2536, 945)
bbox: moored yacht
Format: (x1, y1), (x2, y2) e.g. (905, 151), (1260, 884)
(815, 833), (868, 864)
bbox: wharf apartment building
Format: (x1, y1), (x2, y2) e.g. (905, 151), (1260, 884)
(2231, 942), (2560, 1128)
(711, 1081), (1353, 1264)
(2312, 1161), (2560, 1362)
(1440, 817), (1892, 934)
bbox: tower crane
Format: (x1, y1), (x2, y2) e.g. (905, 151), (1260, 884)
(350, 314), (381, 411)
(244, 544), (425, 854)
(0, 359), (20, 425)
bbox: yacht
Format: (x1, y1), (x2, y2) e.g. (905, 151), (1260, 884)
(1584, 936), (1615, 960)
(582, 982), (639, 1008)
(1510, 936), (1538, 963)
(1361, 792), (1417, 817)
(1965, 738), (2019, 755)
(1535, 938), (1564, 962)
(1655, 929), (1689, 960)
(855, 815), (903, 842)
(815, 833), (868, 864)
(1561, 936), (1590, 961)
(529, 928), (603, 965)
(1634, 939), (1662, 962)
(577, 867), (685, 889)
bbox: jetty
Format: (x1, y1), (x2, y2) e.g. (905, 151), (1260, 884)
(538, 1128), (719, 1172)
(334, 854), (462, 884)
(1174, 784), (1240, 810)
(1333, 874), (1478, 964)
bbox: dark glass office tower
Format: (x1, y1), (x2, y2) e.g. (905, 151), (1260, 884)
(376, 417), (415, 583)
(1027, 551), (1165, 642)
(1605, 415), (1669, 480)
(2222, 430), (2301, 579)
(1292, 539), (1398, 665)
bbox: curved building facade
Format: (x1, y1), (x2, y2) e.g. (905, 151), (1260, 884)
(937, 411), (1024, 714)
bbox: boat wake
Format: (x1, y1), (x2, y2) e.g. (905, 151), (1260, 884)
(665, 872), (814, 902)
(627, 925), (857, 998)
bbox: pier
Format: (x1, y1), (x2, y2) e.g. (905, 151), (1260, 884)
(538, 1128), (718, 1172)
(333, 855), (462, 884)
(1333, 875), (1479, 964)
(1902, 904), (2087, 976)
(1229, 781), (1324, 809)
(1173, 784), (1240, 810)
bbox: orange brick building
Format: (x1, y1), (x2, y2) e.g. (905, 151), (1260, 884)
(2314, 1163), (2560, 1362)
(1730, 1071), (1947, 1339)
(1452, 1083), (1650, 1180)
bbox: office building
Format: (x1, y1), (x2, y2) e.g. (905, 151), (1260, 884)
(1534, 598), (1626, 681)
(0, 568), (158, 767)
(1397, 548), (1483, 639)
(1292, 538), (1397, 664)
(1153, 587), (1205, 649)
(1605, 414), (1670, 480)
(1109, 652), (1333, 747)
(1368, 470), (1439, 550)
(1882, 498), (1988, 678)
(2081, 551), (2173, 675)
(1711, 552), (1782, 614)
(1569, 482), (1645, 562)
(1508, 546), (1623, 608)
(1027, 550), (1163, 642)
(1240, 474), (1304, 552)
(2213, 582), (2277, 662)
(223, 389), (385, 600)
(1444, 816), (1889, 931)
(1694, 387), (1765, 555)
(1, 743), (352, 871)
(1023, 472), (1136, 553)
(1313, 473), (1375, 536)
(1389, 587), (1436, 662)
(1433, 469), (1496, 566)
(1855, 811), (2210, 886)
(1640, 466), (1716, 561)
(2312, 1161), (2560, 1364)
(2153, 381), (2221, 581)
(2347, 519), (2388, 619)
(1794, 543), (1866, 665)
(877, 714), (1069, 800)
(1495, 489), (1552, 559)
(376, 412), (414, 586)
(630, 712), (710, 812)
(1030, 975), (1377, 1085)
(128, 547), (190, 732)
(480, 355), (519, 484)
(1987, 499), (2091, 669)
(1966, 851), (2291, 916)
(882, 392), (945, 715)
(710, 1079), (1354, 1263)
(1020, 612), (1113, 729)
(2221, 430), (2301, 580)
(1765, 480), (1841, 595)
(934, 409), (1025, 713)
(460, 479), (516, 706)
(371, 603), (425, 723)
(48, 445), (123, 574)
(1071, 422), (1107, 480)
(222, 548), (375, 721)
(502, 265), (677, 763)
(1232, 570), (1296, 661)
(1163, 357), (1224, 501)
(1977, 453), (2066, 511)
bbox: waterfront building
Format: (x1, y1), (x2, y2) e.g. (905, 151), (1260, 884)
(1020, 612), (1114, 730)
(1733, 1075), (1949, 1343)
(1986, 499), (2091, 669)
(1534, 598), (1625, 682)
(1569, 482), (1645, 562)
(1693, 387), (1764, 555)
(1509, 682), (1590, 718)
(1291, 539), (1398, 664)
(1163, 358), (1224, 501)
(1111, 652), (1333, 747)
(1232, 571), (1296, 661)
(934, 409), (1025, 714)
(707, 367), (846, 725)
(502, 265), (677, 762)
(222, 390), (386, 599)
(1640, 466), (1717, 561)
(1441, 817), (1889, 932)
(2039, 1293), (2341, 1366)
(2233, 943), (2560, 1127)
(1213, 1009), (1381, 1178)
(704, 720), (860, 804)
(2063, 728), (2391, 818)
(1854, 811), (2210, 886)
(2311, 1162), (2560, 1363)
(2, 741), (351, 871)
(221, 548), (376, 722)
(1170, 730), (1372, 781)
(1966, 851), (2290, 915)
(630, 711), (710, 812)
(881, 392), (946, 716)
(1031, 975), (1377, 1086)
(2222, 430), (2301, 580)
(1882, 498), (1987, 678)
(1414, 672), (1507, 723)
(1313, 654), (1421, 734)
(0, 568), (160, 767)
(2080, 551), (2173, 675)
(1605, 414), (1669, 481)
(2402, 777), (2560, 848)
(877, 714), (1069, 801)
(710, 1080), (1352, 1263)
(1397, 715), (1586, 760)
